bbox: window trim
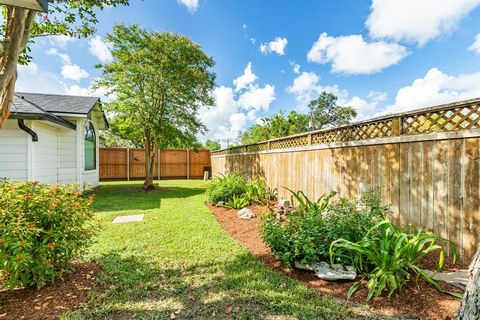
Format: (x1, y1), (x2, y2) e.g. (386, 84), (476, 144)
(84, 120), (96, 171)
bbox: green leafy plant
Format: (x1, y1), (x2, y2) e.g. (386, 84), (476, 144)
(246, 178), (270, 204)
(224, 195), (250, 209)
(206, 173), (248, 204)
(0, 179), (99, 289)
(330, 219), (458, 301)
(262, 189), (387, 267)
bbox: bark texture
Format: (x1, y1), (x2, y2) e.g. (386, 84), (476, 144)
(0, 7), (35, 128)
(456, 247), (480, 320)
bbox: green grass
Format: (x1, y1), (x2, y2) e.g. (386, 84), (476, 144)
(66, 180), (361, 319)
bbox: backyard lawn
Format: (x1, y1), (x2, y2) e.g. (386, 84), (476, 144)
(66, 180), (367, 319)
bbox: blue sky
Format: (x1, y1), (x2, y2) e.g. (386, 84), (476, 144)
(16, 0), (480, 145)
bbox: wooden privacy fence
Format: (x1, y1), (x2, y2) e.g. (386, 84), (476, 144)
(211, 98), (480, 261)
(100, 148), (211, 180)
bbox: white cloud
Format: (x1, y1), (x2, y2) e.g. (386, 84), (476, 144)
(89, 36), (113, 63)
(383, 68), (480, 114)
(260, 37), (288, 56)
(199, 70), (276, 145)
(286, 71), (385, 119)
(16, 63), (111, 102)
(307, 33), (408, 74)
(177, 0), (199, 12)
(61, 64), (89, 81)
(469, 33), (480, 54)
(233, 62), (257, 91)
(238, 84), (276, 112)
(46, 48), (71, 65)
(366, 0), (480, 46)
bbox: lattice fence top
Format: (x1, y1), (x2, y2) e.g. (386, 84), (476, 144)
(212, 98), (480, 155)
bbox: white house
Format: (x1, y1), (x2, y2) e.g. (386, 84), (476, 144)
(0, 92), (108, 187)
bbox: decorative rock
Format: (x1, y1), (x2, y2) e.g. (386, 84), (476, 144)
(277, 199), (290, 208)
(238, 208), (256, 219)
(313, 262), (356, 280)
(294, 260), (315, 271)
(217, 201), (225, 206)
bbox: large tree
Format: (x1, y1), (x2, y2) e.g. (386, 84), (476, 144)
(307, 91), (357, 130)
(0, 0), (130, 127)
(96, 24), (215, 190)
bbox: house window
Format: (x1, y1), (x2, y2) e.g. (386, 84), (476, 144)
(84, 121), (96, 170)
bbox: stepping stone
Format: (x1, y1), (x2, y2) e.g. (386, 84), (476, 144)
(425, 269), (469, 290)
(112, 214), (144, 224)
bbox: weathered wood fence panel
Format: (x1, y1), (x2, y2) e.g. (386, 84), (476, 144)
(100, 148), (211, 180)
(211, 98), (480, 261)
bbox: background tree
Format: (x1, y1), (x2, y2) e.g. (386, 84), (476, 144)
(308, 91), (357, 130)
(204, 139), (221, 151)
(240, 93), (356, 145)
(0, 0), (130, 127)
(96, 23), (215, 190)
(241, 111), (309, 144)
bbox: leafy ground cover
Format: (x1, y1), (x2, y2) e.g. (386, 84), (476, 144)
(64, 180), (363, 319)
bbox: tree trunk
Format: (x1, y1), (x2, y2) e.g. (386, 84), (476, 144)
(0, 7), (35, 128)
(143, 134), (156, 191)
(456, 247), (480, 320)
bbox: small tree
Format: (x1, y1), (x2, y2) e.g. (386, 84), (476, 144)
(307, 91), (357, 130)
(96, 24), (215, 190)
(0, 1), (130, 127)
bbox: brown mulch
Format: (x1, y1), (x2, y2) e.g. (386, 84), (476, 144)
(208, 203), (466, 320)
(0, 262), (100, 320)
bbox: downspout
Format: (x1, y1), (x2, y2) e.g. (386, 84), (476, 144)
(18, 119), (38, 142)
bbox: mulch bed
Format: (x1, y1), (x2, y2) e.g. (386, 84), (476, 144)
(0, 262), (100, 320)
(207, 203), (466, 320)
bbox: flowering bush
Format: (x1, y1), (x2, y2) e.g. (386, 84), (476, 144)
(0, 179), (99, 289)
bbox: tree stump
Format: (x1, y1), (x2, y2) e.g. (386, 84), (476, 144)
(457, 247), (480, 319)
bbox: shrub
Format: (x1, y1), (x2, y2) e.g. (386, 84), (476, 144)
(330, 220), (457, 301)
(206, 173), (248, 204)
(262, 189), (387, 268)
(0, 179), (99, 289)
(206, 173), (274, 205)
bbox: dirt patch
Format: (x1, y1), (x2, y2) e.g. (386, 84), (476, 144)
(0, 261), (100, 320)
(208, 203), (465, 320)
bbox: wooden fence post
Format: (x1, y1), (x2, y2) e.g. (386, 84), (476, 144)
(308, 133), (312, 145)
(126, 148), (130, 181)
(392, 116), (403, 136)
(186, 149), (190, 179)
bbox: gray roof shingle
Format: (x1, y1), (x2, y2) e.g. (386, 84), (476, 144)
(14, 92), (100, 114)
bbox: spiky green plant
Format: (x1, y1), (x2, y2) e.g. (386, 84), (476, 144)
(224, 194), (250, 209)
(330, 220), (459, 301)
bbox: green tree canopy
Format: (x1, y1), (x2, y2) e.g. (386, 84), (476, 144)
(204, 139), (222, 151)
(307, 92), (357, 130)
(240, 92), (357, 145)
(241, 111), (309, 145)
(96, 23), (215, 189)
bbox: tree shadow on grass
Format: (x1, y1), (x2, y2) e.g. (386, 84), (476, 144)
(92, 184), (206, 212)
(73, 252), (352, 320)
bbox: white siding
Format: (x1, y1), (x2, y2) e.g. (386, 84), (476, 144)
(58, 126), (77, 184)
(31, 122), (58, 183)
(0, 119), (28, 180)
(0, 117), (101, 188)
